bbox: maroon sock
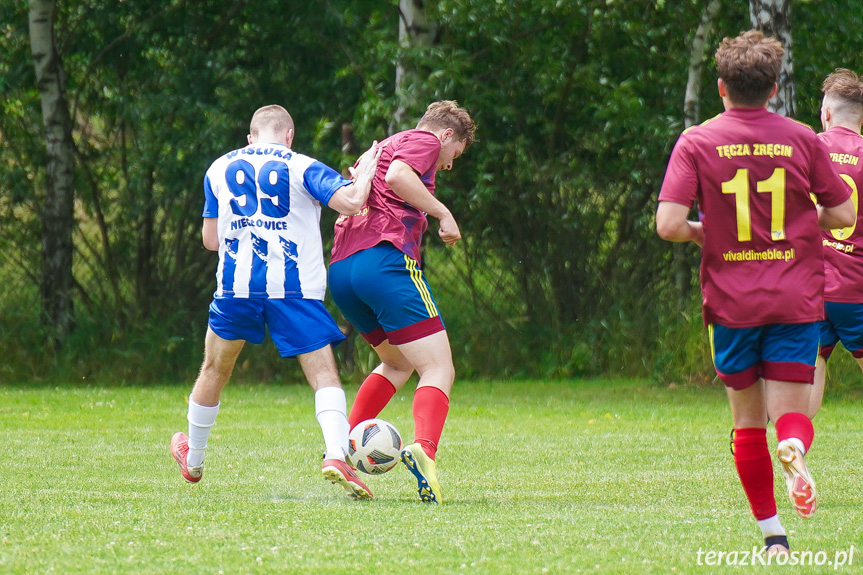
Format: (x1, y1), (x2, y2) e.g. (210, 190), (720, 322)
(413, 386), (450, 460)
(732, 428), (777, 520)
(347, 373), (396, 430)
(775, 412), (814, 453)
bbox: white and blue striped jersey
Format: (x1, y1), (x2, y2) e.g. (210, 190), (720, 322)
(203, 143), (351, 300)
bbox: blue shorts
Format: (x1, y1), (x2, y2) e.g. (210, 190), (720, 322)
(329, 243), (445, 346)
(819, 301), (863, 360)
(208, 297), (345, 358)
(709, 322), (819, 390)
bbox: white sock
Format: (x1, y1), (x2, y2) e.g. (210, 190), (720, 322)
(187, 396), (219, 468)
(757, 515), (786, 538)
(315, 387), (349, 461)
(787, 437), (806, 455)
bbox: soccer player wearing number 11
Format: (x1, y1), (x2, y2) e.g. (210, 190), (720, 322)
(656, 31), (854, 555)
(170, 105), (382, 501)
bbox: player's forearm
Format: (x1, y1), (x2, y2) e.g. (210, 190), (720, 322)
(658, 220), (702, 243)
(348, 172), (374, 209)
(328, 173), (374, 215)
(386, 168), (451, 220)
(328, 141), (381, 215)
(656, 201), (702, 245)
(818, 199), (856, 230)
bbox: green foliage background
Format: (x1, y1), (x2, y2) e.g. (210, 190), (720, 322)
(2, 0), (863, 386)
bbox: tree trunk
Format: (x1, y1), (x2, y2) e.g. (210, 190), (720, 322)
(684, 0), (721, 130)
(750, 0), (795, 117)
(29, 0), (76, 346)
(675, 0), (721, 305)
(135, 170), (156, 315)
(392, 0), (438, 132)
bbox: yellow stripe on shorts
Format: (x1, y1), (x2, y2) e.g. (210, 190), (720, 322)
(404, 255), (439, 318)
(708, 323), (716, 365)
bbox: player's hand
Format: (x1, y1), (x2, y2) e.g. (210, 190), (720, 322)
(438, 213), (461, 246)
(349, 140), (382, 181)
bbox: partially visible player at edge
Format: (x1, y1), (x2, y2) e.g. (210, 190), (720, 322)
(809, 69), (863, 418)
(328, 100), (476, 503)
(655, 31), (853, 555)
(170, 105), (382, 500)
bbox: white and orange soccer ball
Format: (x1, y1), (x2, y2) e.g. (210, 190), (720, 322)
(347, 419), (403, 475)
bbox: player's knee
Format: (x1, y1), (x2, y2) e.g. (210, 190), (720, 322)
(417, 360), (454, 385)
(382, 356), (413, 374)
(200, 356), (235, 381)
(445, 364), (456, 386)
(306, 367), (341, 390)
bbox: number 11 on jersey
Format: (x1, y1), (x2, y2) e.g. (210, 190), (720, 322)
(721, 167), (786, 242)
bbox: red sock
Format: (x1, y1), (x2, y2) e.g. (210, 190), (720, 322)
(775, 412), (814, 453)
(413, 386), (450, 460)
(732, 428), (777, 520)
(347, 373), (396, 430)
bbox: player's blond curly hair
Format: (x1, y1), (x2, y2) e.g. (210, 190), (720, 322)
(715, 30), (784, 107)
(417, 100), (477, 147)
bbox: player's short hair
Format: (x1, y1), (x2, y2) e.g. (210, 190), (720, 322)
(822, 68), (863, 122)
(715, 30), (784, 107)
(416, 100), (477, 147)
(250, 105), (294, 139)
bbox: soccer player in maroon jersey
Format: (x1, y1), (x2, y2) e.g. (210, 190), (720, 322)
(809, 69), (863, 418)
(655, 31), (854, 555)
(329, 101), (476, 503)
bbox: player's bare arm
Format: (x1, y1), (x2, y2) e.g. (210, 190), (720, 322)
(386, 159), (462, 245)
(817, 197), (855, 230)
(202, 217), (219, 251)
(327, 141), (381, 215)
(655, 201), (704, 246)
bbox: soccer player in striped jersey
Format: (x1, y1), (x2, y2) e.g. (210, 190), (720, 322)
(656, 31), (853, 554)
(809, 69), (863, 418)
(170, 105), (381, 500)
(329, 101), (476, 503)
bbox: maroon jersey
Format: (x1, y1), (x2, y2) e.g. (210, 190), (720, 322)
(331, 129), (441, 264)
(659, 107), (850, 328)
(818, 127), (863, 302)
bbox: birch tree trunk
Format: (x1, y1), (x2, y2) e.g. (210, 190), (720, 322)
(29, 0), (76, 345)
(750, 0), (795, 117)
(684, 0), (721, 130)
(392, 0), (438, 132)
(674, 0), (721, 304)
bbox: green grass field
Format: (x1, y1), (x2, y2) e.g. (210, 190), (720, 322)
(1, 379), (861, 574)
